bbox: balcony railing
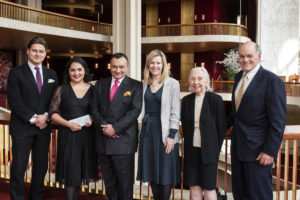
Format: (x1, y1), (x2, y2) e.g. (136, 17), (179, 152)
(179, 80), (300, 96)
(0, 112), (299, 199)
(142, 23), (248, 37)
(0, 0), (112, 35)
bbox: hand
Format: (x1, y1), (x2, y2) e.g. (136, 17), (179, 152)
(164, 137), (175, 154)
(256, 152), (274, 166)
(38, 122), (48, 130)
(85, 122), (92, 127)
(68, 122), (82, 132)
(101, 124), (118, 138)
(31, 114), (48, 127)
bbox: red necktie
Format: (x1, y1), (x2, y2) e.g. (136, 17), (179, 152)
(110, 79), (119, 101)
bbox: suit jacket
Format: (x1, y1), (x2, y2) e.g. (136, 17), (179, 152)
(7, 63), (58, 136)
(231, 66), (286, 161)
(140, 77), (181, 143)
(181, 92), (226, 164)
(92, 76), (143, 155)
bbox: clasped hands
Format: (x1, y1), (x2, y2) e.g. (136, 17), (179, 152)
(68, 122), (92, 132)
(31, 114), (48, 130)
(101, 124), (119, 138)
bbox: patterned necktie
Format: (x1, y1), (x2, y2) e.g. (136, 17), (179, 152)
(235, 73), (247, 111)
(110, 79), (119, 101)
(35, 67), (42, 94)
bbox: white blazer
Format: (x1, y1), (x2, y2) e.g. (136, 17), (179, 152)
(140, 77), (181, 143)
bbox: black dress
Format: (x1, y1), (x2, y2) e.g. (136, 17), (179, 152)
(49, 83), (98, 186)
(137, 85), (180, 185)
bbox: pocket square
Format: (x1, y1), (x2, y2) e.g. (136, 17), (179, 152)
(48, 79), (55, 83)
(124, 91), (131, 96)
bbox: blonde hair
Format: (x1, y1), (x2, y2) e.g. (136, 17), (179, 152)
(143, 49), (170, 84)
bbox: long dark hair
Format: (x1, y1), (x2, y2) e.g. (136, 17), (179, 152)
(63, 57), (92, 83)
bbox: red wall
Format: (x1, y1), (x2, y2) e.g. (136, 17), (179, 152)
(194, 51), (224, 80)
(158, 1), (181, 25)
(194, 0), (223, 23)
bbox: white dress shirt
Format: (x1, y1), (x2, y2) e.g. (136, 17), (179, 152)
(110, 76), (125, 91)
(235, 64), (260, 99)
(28, 61), (44, 85)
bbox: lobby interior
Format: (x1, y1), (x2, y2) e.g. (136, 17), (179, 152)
(0, 0), (299, 199)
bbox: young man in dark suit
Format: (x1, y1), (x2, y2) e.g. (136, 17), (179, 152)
(92, 53), (142, 200)
(7, 37), (58, 200)
(229, 41), (286, 200)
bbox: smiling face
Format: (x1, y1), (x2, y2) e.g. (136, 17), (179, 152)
(26, 43), (47, 66)
(149, 56), (163, 77)
(239, 42), (261, 73)
(189, 69), (208, 96)
(69, 62), (85, 83)
(110, 57), (129, 80)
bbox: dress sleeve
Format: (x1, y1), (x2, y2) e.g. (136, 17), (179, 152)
(49, 86), (61, 118)
(168, 128), (178, 139)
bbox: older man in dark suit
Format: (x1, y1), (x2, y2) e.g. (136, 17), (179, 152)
(92, 53), (142, 200)
(7, 37), (58, 200)
(229, 41), (286, 200)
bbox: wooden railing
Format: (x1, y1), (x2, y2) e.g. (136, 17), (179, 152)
(0, 112), (299, 200)
(142, 23), (248, 37)
(179, 80), (300, 96)
(0, 0), (112, 35)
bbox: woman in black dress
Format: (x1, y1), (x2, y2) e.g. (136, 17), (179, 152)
(49, 57), (97, 200)
(181, 67), (226, 200)
(137, 49), (181, 200)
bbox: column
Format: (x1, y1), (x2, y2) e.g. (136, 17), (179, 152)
(180, 0), (194, 80)
(257, 0), (299, 76)
(112, 0), (141, 80)
(145, 2), (158, 36)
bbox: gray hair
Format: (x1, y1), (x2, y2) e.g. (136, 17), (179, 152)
(188, 67), (212, 92)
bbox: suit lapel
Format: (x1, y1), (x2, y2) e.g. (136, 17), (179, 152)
(111, 76), (128, 104)
(104, 77), (112, 106)
(232, 72), (243, 113)
(23, 63), (40, 95)
(41, 66), (49, 95)
(240, 67), (264, 107)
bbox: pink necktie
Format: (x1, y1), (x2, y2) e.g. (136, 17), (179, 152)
(110, 79), (119, 101)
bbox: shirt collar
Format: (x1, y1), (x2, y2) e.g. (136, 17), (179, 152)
(112, 76), (125, 85)
(28, 61), (42, 71)
(243, 63), (260, 80)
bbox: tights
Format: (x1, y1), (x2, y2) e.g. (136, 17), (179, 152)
(151, 182), (172, 200)
(65, 185), (80, 200)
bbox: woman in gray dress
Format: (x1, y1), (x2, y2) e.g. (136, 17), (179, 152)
(137, 49), (181, 200)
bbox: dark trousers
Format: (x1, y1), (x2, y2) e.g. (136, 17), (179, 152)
(231, 152), (273, 200)
(10, 134), (50, 200)
(98, 154), (134, 200)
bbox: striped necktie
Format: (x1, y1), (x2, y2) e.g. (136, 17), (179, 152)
(235, 73), (247, 111)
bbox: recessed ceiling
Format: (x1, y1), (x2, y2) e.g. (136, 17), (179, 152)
(0, 26), (111, 57)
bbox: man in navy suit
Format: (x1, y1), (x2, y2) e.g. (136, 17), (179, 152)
(229, 41), (286, 200)
(92, 53), (142, 200)
(7, 37), (58, 200)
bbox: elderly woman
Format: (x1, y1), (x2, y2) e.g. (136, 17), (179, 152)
(181, 67), (226, 200)
(137, 49), (181, 200)
(49, 57), (98, 200)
